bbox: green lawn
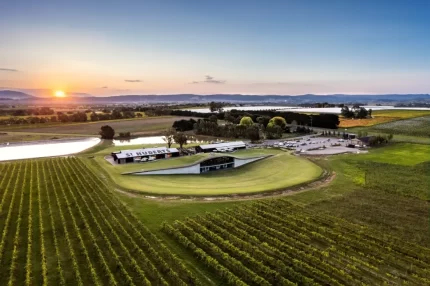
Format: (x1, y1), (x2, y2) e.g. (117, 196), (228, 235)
(349, 143), (430, 166)
(89, 149), (323, 195)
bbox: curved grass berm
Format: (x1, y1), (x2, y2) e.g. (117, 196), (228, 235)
(0, 158), (201, 285)
(163, 200), (430, 285)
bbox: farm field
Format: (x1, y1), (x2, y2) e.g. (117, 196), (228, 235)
(0, 158), (201, 285)
(91, 149), (323, 195)
(0, 131), (94, 144)
(338, 109), (430, 128)
(0, 116), (191, 136)
(369, 116), (430, 137)
(163, 200), (430, 285)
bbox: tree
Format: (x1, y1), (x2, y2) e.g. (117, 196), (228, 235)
(163, 128), (176, 148)
(239, 116), (254, 126)
(99, 125), (115, 139)
(356, 107), (368, 119)
(90, 112), (99, 121)
(246, 125), (260, 142)
(265, 125), (283, 139)
(268, 116), (287, 129)
(224, 111), (235, 123)
(341, 106), (354, 118)
(173, 132), (188, 149)
(208, 115), (218, 123)
(209, 101), (224, 113)
(368, 109), (372, 117)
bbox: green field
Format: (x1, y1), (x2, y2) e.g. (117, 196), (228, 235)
(0, 116), (191, 136)
(91, 149), (323, 195)
(372, 109), (430, 118)
(346, 143), (430, 166)
(0, 131), (92, 144)
(369, 115), (430, 137)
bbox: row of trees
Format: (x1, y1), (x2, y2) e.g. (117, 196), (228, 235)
(0, 112), (89, 125)
(172, 115), (313, 142)
(171, 109), (339, 129)
(341, 105), (372, 119)
(0, 107), (55, 116)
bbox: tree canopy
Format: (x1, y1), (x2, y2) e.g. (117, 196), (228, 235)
(239, 116), (254, 126)
(99, 125), (115, 139)
(267, 116), (287, 128)
(173, 132), (188, 149)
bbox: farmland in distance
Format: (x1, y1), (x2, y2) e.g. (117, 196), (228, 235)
(369, 116), (430, 137)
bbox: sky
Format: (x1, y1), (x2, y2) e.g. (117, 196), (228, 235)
(0, 0), (429, 96)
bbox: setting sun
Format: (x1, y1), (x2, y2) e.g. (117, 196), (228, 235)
(54, 90), (66, 97)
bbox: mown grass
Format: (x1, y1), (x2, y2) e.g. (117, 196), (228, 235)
(90, 149), (322, 195)
(348, 143), (430, 166)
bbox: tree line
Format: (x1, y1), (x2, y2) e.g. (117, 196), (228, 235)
(341, 105), (372, 119)
(170, 109), (339, 129)
(172, 115), (313, 142)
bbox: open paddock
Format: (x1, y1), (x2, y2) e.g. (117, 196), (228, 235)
(0, 116), (193, 136)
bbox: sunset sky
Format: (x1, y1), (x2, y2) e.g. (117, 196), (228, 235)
(0, 0), (429, 96)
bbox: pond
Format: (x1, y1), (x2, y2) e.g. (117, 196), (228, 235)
(0, 137), (101, 161)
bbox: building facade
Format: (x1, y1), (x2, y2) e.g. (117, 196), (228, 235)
(112, 147), (180, 164)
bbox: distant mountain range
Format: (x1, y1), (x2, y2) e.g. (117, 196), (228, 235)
(0, 89), (93, 99)
(1, 90), (429, 104)
(66, 93), (430, 104)
(0, 90), (35, 100)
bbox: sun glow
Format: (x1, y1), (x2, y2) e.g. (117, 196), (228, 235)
(54, 90), (66, 97)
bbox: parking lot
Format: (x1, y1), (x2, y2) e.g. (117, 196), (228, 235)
(248, 135), (368, 155)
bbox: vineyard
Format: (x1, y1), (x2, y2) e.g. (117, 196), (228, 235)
(0, 158), (201, 285)
(163, 200), (430, 285)
(370, 116), (430, 137)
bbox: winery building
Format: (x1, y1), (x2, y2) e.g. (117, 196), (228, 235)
(195, 141), (246, 153)
(112, 147), (180, 164)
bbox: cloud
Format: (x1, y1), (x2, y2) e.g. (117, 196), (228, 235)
(100, 86), (108, 89)
(124, 79), (142, 83)
(191, 75), (226, 84)
(0, 68), (18, 72)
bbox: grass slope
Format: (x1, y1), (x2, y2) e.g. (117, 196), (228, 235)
(91, 149), (323, 195)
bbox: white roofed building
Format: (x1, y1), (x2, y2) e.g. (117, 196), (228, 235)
(112, 147), (179, 164)
(195, 141), (246, 153)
